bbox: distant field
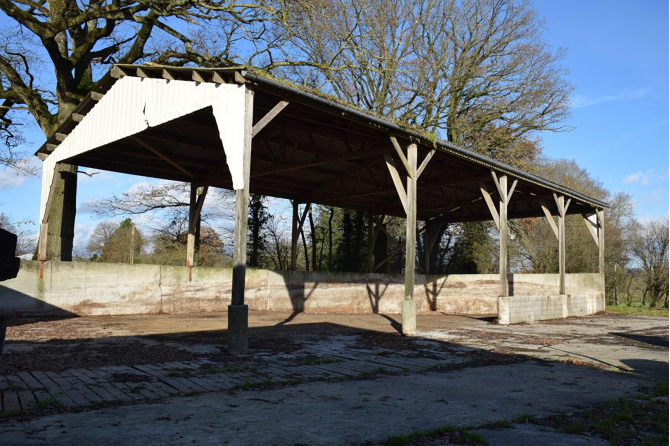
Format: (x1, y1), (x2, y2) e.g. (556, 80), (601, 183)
(606, 305), (669, 317)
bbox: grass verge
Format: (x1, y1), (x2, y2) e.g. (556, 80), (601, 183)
(606, 305), (669, 317)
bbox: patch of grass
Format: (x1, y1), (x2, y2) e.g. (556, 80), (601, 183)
(653, 381), (668, 397)
(360, 367), (387, 378)
(33, 396), (61, 412)
(384, 424), (487, 446)
(166, 369), (192, 377)
(564, 420), (584, 434)
(511, 413), (536, 424)
(545, 388), (669, 446)
(0, 396), (62, 419)
(606, 305), (669, 317)
(230, 378), (298, 391)
(300, 358), (342, 366)
(0, 408), (21, 418)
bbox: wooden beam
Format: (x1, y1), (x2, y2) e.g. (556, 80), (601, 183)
(389, 135), (413, 177)
(251, 146), (389, 178)
(46, 143), (58, 152)
(479, 182), (500, 230)
(416, 149), (436, 179)
(130, 136), (196, 178)
(540, 200), (559, 239)
(90, 91), (104, 101)
(187, 185), (209, 269)
(384, 153), (408, 215)
(72, 113), (85, 122)
(507, 179), (518, 204)
(192, 71), (208, 83)
(582, 213), (599, 246)
(290, 202), (311, 270)
(252, 100), (290, 138)
(491, 170), (501, 196)
(162, 69), (176, 80)
(55, 133), (67, 142)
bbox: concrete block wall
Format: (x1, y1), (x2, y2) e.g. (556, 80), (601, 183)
(0, 261), (604, 318)
(498, 293), (605, 325)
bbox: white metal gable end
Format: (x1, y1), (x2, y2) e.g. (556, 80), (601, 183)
(40, 76), (247, 222)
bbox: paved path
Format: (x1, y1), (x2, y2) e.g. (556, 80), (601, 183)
(1, 313), (667, 444)
(0, 362), (654, 445)
(1, 349), (454, 412)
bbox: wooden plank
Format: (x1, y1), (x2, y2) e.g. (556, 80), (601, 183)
(540, 200), (559, 239)
(55, 133), (67, 142)
(90, 91), (104, 101)
(130, 136), (196, 178)
(46, 143), (58, 152)
(389, 135), (413, 177)
(72, 113), (85, 122)
(415, 149), (435, 179)
(479, 182), (500, 230)
(384, 153), (408, 215)
(252, 100), (290, 138)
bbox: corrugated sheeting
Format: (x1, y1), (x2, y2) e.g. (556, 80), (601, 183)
(40, 77), (246, 223)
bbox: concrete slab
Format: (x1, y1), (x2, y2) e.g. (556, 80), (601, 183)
(476, 424), (608, 446)
(0, 362), (650, 445)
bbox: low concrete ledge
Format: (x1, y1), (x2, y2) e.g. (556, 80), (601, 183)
(498, 293), (605, 325)
(1, 261), (603, 318)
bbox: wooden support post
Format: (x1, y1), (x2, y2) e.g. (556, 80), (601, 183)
(290, 201), (311, 271)
(38, 162), (77, 269)
(553, 194), (571, 295)
(491, 172), (517, 297)
(402, 143), (418, 335)
(498, 175), (509, 297)
(423, 220), (441, 275)
(228, 85), (254, 355)
(291, 201), (299, 271)
(187, 184), (208, 280)
(557, 195), (566, 295)
(384, 139), (432, 334)
(597, 209), (605, 275)
(366, 214), (374, 273)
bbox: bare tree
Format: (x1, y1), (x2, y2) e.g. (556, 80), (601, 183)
(0, 0), (331, 259)
(629, 217), (669, 308)
(86, 220), (118, 259)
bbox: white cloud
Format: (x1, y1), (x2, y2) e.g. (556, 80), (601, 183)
(623, 169), (667, 185)
(571, 88), (649, 109)
(623, 171), (645, 184)
(0, 168), (27, 189)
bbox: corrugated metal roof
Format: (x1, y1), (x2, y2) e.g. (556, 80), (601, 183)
(37, 63), (608, 211)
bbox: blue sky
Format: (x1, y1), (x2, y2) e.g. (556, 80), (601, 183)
(0, 0), (668, 248)
(533, 0), (669, 221)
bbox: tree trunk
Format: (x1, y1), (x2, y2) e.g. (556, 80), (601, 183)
(44, 163), (78, 261)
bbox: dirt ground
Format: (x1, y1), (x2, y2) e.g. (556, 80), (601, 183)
(0, 311), (667, 445)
